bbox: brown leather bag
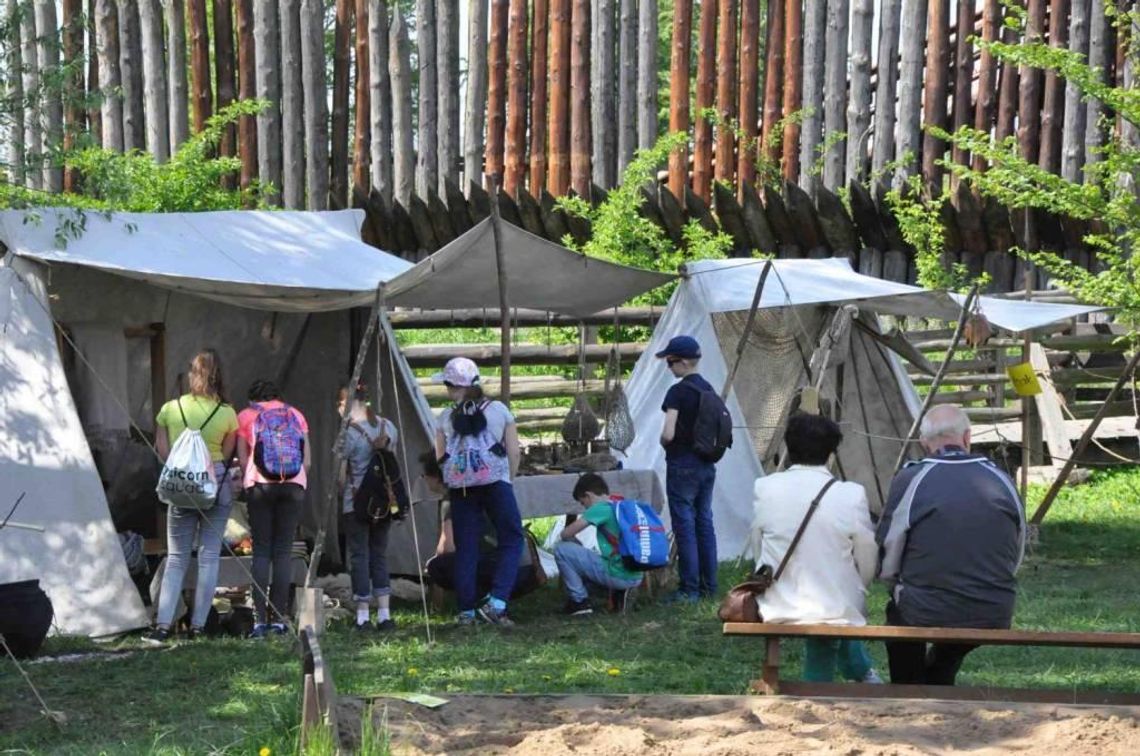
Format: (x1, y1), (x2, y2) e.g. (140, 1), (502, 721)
(717, 478), (838, 622)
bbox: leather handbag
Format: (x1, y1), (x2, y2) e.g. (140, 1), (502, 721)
(717, 478), (838, 622)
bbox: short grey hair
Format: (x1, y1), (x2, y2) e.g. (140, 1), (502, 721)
(919, 405), (971, 442)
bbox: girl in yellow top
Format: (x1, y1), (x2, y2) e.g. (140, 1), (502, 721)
(145, 349), (239, 644)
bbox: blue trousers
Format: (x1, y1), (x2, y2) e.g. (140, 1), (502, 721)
(341, 513), (392, 602)
(449, 481), (525, 612)
(666, 462), (718, 597)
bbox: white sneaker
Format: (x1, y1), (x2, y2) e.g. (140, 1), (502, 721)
(862, 668), (884, 684)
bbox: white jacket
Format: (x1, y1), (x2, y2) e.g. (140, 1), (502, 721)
(750, 466), (878, 626)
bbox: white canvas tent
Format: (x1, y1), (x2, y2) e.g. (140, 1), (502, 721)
(0, 208), (435, 638)
(624, 257), (1106, 560)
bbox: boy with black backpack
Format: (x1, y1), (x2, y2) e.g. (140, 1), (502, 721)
(657, 335), (732, 604)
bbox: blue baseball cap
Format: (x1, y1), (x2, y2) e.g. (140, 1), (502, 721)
(655, 335), (701, 360)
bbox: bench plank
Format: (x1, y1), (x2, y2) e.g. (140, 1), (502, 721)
(724, 623), (1140, 649)
(771, 681), (1140, 706)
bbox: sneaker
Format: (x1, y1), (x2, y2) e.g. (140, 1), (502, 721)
(862, 668), (885, 684)
(562, 598), (594, 616)
(186, 627), (205, 641)
(269, 623), (288, 636)
(249, 624), (270, 640)
(142, 627), (171, 646)
(456, 612), (478, 627)
(375, 619), (397, 632)
(353, 620), (372, 632)
(476, 603), (516, 628)
(660, 590), (699, 606)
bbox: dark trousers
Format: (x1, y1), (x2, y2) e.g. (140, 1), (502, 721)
(666, 462), (718, 596)
(425, 552), (539, 600)
(449, 481), (525, 611)
(246, 483), (305, 624)
(885, 600), (978, 685)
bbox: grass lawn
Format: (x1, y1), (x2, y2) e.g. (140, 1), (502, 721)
(3, 467), (1139, 754)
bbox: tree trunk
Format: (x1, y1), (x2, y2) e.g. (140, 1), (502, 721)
(330, 0), (351, 206)
(62, 0), (86, 189)
(301, 0), (330, 209)
(781, 0), (803, 181)
(1085, 0), (1109, 167)
(369, 0), (392, 200)
(972, 0), (1000, 171)
(995, 15), (1019, 143)
(761, 0), (784, 166)
(281, 0), (305, 207)
(822, 0), (849, 190)
(164, 0), (189, 149)
(390, 7), (415, 205)
(894, 0), (928, 187)
(736, 0), (759, 190)
(117, 0), (145, 150)
(1061, 0), (1088, 181)
(87, 0), (103, 144)
(352, 0), (370, 195)
(636, 0), (657, 150)
(529, 0), (549, 191)
(214, 0), (237, 167)
(846, 0), (873, 184)
(236, 0), (257, 190)
(571, 0), (591, 195)
(714, 0), (737, 184)
(254, 0), (283, 205)
(437, 0), (460, 194)
(504, 0), (528, 196)
(548, 0), (571, 194)
(950, 0), (975, 169)
(95, 0), (123, 155)
(592, 0), (616, 188)
(799, 0), (824, 182)
(921, 0), (950, 188)
(693, 0), (717, 199)
(139, 0), (170, 162)
(187, 0), (211, 132)
(871, 0), (901, 178)
(8, 0), (26, 186)
(485, 0), (507, 186)
(465, 0), (489, 190)
(1017, 0), (1046, 163)
(34, 0), (63, 191)
(416, 0), (438, 197)
(669, 0), (693, 197)
(616, 0), (636, 173)
(1038, 0), (1068, 173)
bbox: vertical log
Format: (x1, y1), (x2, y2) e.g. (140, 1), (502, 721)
(592, 0), (617, 188)
(1085, 0), (1109, 168)
(438, 0), (461, 193)
(995, 15), (1019, 143)
(117, 0), (145, 151)
(281, 0), (305, 206)
(485, 0), (507, 186)
(352, 0), (370, 194)
(715, 0), (738, 184)
(737, 0), (759, 189)
(95, 0), (123, 155)
(637, 0), (657, 150)
(1038, 0), (1068, 173)
(799, 0), (824, 180)
(87, 0), (102, 144)
(8, 0), (26, 186)
(20, 5), (41, 186)
(254, 0), (282, 205)
(616, 0), (636, 172)
(416, 0), (438, 197)
(871, 0), (901, 177)
(669, 0), (694, 197)
(465, 0), (489, 189)
(570, 0), (591, 195)
(236, 0), (257, 190)
(921, 0), (950, 188)
(1017, 0), (1046, 163)
(504, 0), (528, 196)
(369, 0), (392, 200)
(34, 0), (63, 191)
(164, 0), (189, 149)
(894, 0), (928, 187)
(1061, 0), (1089, 182)
(693, 0), (717, 199)
(780, 0), (803, 181)
(549, 0), (571, 194)
(302, 0), (330, 209)
(390, 7), (415, 205)
(330, 0), (351, 206)
(529, 0), (549, 191)
(822, 0), (849, 190)
(972, 0), (1000, 171)
(847, 0), (873, 184)
(950, 0), (975, 169)
(760, 0), (785, 166)
(62, 0), (86, 189)
(139, 0), (170, 162)
(188, 0), (212, 132)
(214, 0), (237, 163)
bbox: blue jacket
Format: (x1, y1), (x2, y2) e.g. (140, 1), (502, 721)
(876, 447), (1026, 629)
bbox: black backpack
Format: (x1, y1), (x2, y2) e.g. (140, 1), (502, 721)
(352, 447), (411, 525)
(683, 381), (733, 463)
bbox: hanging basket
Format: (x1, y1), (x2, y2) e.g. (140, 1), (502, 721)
(964, 303), (993, 348)
(562, 393), (601, 444)
(605, 384), (636, 452)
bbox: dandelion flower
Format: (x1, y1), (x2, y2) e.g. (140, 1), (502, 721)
(607, 667), (621, 677)
(407, 667), (419, 676)
(259, 748), (271, 756)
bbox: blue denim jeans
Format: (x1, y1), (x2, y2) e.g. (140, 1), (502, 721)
(449, 481), (524, 612)
(553, 541), (642, 602)
(341, 513), (392, 601)
(803, 639), (875, 682)
(156, 461), (234, 629)
(666, 462), (718, 597)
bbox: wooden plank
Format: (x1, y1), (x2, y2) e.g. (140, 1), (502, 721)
(368, 0), (392, 201)
(62, 0), (87, 187)
(972, 415), (1139, 446)
(416, 0), (439, 196)
(972, 0), (1000, 172)
(799, 0), (824, 184)
(486, 0), (508, 185)
(636, 0), (657, 150)
(846, 0), (873, 184)
(118, 1), (143, 151)
(760, 637), (781, 695)
(949, 0), (975, 170)
(403, 342), (645, 367)
(870, 0), (902, 177)
(570, 0), (591, 195)
(895, 0), (928, 185)
(165, 0), (190, 149)
(466, 0), (490, 189)
(1038, 0), (1069, 173)
(760, 0), (785, 165)
(821, 0), (848, 189)
(715, 0), (738, 184)
(723, 623), (1140, 648)
(592, 0), (617, 188)
(214, 0), (238, 178)
(548, 0), (571, 194)
(995, 18), (1019, 143)
(35, 0), (67, 182)
(1061, 0), (1089, 182)
(95, 0), (123, 152)
(774, 681), (1140, 706)
(693, 0), (717, 200)
(912, 373), (1007, 386)
(253, 0), (282, 205)
(616, 0), (637, 173)
(282, 0), (306, 207)
(1085, 0), (1110, 165)
(390, 7), (415, 205)
(529, 0), (549, 191)
(188, 0), (212, 132)
(1018, 0), (1046, 164)
(351, 0), (371, 195)
(422, 378), (606, 402)
(668, 0), (694, 197)
(1029, 342), (1073, 465)
(235, 0), (257, 190)
(780, 0), (803, 181)
(438, 0), (461, 194)
(302, 0), (330, 209)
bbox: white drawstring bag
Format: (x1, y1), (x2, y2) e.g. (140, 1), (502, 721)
(156, 400), (222, 510)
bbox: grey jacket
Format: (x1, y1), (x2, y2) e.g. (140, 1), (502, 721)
(876, 447), (1026, 629)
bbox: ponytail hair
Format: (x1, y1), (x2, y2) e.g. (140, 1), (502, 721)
(188, 348), (226, 401)
(338, 382), (378, 424)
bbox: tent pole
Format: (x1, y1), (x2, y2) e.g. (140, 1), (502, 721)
(1020, 219), (1034, 501)
(891, 285), (979, 473)
(488, 172), (512, 407)
(720, 259), (772, 400)
(1030, 346), (1140, 525)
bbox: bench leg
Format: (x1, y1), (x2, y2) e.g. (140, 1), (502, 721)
(751, 637), (782, 695)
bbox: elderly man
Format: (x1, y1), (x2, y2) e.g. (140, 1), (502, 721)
(877, 404), (1026, 685)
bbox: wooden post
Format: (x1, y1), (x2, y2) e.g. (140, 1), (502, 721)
(390, 7), (415, 205)
(822, 0), (849, 190)
(465, 0), (490, 191)
(330, 0), (351, 207)
(369, 0), (392, 201)
(415, 0), (438, 197)
(571, 0), (591, 195)
(1038, 0), (1069, 173)
(800, 0), (824, 183)
(7, 0), (26, 186)
(352, 0), (371, 195)
(214, 0), (237, 170)
(1061, 0), (1089, 182)
(847, 0), (873, 184)
(760, 0), (785, 167)
(302, 0), (330, 209)
(722, 261), (772, 398)
(87, 0), (102, 145)
(488, 175), (513, 407)
(694, 0), (717, 199)
(236, 0), (257, 190)
(592, 0), (617, 188)
(738, 0), (759, 191)
(95, 0), (123, 154)
(637, 0), (657, 150)
(548, 0), (571, 194)
(164, 0), (189, 149)
(118, 0), (146, 151)
(871, 0), (901, 178)
(669, 0), (694, 197)
(34, 0), (63, 192)
(972, 0), (1000, 172)
(438, 0), (461, 195)
(895, 0), (928, 187)
(921, 0), (950, 188)
(62, 0), (86, 188)
(616, 0), (636, 173)
(485, 0), (508, 189)
(254, 0), (283, 205)
(995, 15), (1019, 143)
(1018, 0), (1046, 163)
(950, 0), (976, 171)
(529, 0), (549, 192)
(715, 0), (738, 185)
(504, 0), (529, 196)
(780, 0), (803, 182)
(281, 0), (305, 207)
(759, 636), (781, 695)
(188, 0), (212, 132)
(1085, 0), (1109, 168)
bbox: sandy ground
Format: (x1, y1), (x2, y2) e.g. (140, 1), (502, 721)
(339, 693), (1140, 755)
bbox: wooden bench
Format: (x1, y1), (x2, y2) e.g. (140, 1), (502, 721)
(724, 622), (1140, 705)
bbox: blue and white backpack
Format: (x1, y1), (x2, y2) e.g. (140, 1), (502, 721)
(600, 497), (670, 571)
(442, 400), (511, 489)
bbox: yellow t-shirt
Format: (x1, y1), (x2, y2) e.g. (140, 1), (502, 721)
(156, 394), (239, 462)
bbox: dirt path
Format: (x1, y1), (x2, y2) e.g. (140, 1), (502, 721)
(339, 693), (1140, 755)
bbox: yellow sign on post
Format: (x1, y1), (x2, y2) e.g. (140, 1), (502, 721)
(1007, 362), (1043, 397)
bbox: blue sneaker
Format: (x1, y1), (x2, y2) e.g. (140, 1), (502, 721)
(476, 603), (516, 628)
(248, 623), (270, 640)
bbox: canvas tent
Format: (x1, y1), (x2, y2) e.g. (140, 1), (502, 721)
(0, 208), (435, 638)
(623, 257), (1106, 561)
